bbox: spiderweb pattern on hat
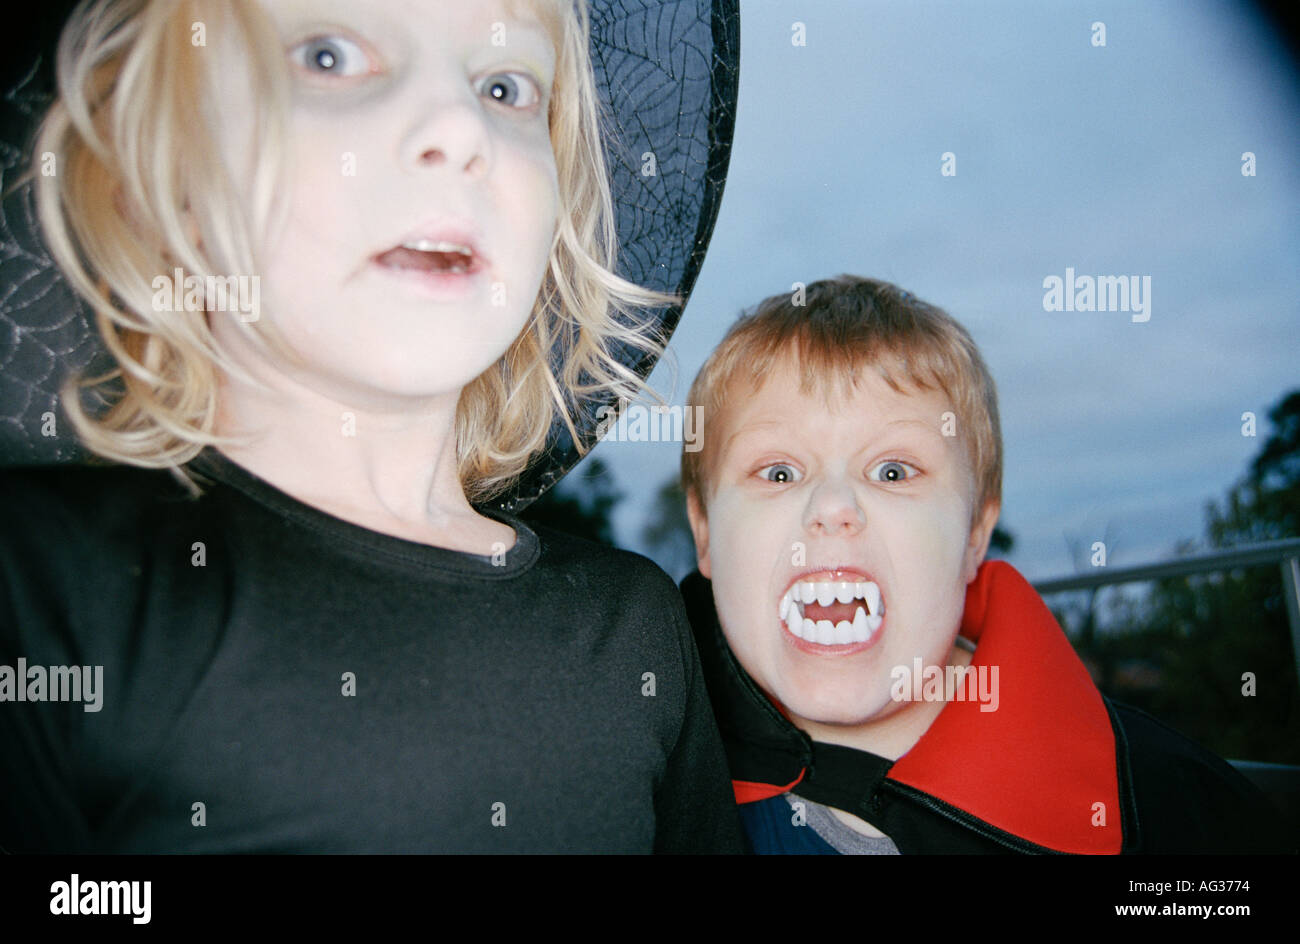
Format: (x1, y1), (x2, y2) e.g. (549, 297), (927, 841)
(0, 0), (740, 512)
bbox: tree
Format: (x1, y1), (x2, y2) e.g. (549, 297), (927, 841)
(1208, 391), (1300, 546)
(640, 478), (697, 581)
(988, 524), (1015, 556)
(518, 457), (621, 546)
(1080, 390), (1300, 764)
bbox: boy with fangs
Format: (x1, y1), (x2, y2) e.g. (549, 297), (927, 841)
(678, 275), (1294, 854)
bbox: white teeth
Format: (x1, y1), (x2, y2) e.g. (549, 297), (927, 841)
(783, 604), (882, 646)
(779, 579), (886, 645)
(852, 604), (869, 636)
(788, 580), (886, 610)
(833, 619), (854, 644)
(814, 619), (835, 644)
(402, 239), (473, 255)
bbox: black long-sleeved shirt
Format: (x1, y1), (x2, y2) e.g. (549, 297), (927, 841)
(0, 448), (743, 853)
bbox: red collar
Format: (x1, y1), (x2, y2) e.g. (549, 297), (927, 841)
(730, 561), (1122, 854)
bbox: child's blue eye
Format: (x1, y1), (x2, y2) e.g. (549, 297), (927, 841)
(291, 36), (373, 78)
(758, 464), (801, 484)
(480, 72), (542, 109)
(870, 460), (919, 483)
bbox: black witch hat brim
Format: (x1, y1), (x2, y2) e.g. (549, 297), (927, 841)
(0, 0), (740, 512)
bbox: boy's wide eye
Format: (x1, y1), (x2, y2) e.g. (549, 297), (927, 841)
(479, 71), (542, 109)
(291, 35), (375, 78)
(870, 460), (919, 483)
(757, 463), (801, 484)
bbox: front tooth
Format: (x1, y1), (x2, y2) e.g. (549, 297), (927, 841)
(833, 619), (853, 644)
(816, 583), (835, 607)
(815, 619), (835, 644)
(835, 581), (854, 604)
(801, 617), (816, 639)
(404, 239), (471, 254)
(852, 605), (869, 639)
(865, 582), (882, 616)
(798, 581), (817, 604)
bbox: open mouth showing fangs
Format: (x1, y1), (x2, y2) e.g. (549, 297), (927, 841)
(779, 578), (885, 646)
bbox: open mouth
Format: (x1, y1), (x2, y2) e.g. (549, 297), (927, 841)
(374, 239), (483, 275)
(779, 577), (884, 645)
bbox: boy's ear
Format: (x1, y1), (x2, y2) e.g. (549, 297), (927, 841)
(963, 499), (1001, 584)
(685, 487), (712, 580)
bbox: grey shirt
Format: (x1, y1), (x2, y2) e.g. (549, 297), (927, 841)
(782, 794), (901, 855)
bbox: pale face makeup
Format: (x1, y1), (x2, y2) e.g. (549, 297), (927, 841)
(216, 0), (560, 406)
(688, 354), (998, 757)
(193, 0), (564, 552)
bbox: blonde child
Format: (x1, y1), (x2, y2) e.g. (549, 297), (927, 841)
(0, 0), (742, 853)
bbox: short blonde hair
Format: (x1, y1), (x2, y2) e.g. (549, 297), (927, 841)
(682, 275), (1002, 519)
(32, 0), (672, 502)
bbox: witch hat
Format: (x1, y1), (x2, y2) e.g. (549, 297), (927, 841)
(0, 0), (740, 511)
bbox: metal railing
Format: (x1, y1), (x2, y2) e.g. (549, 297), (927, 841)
(1031, 537), (1300, 683)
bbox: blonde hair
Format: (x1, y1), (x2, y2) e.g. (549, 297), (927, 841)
(32, 0), (674, 502)
(682, 275), (1002, 520)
